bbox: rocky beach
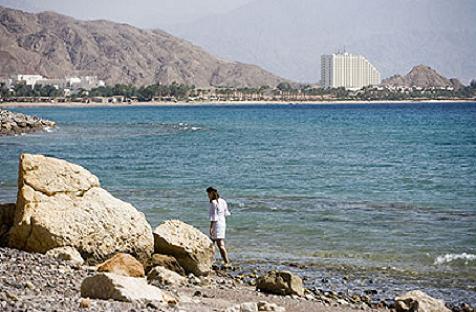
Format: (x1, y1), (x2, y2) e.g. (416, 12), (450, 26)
(0, 153), (469, 312)
(0, 109), (55, 136)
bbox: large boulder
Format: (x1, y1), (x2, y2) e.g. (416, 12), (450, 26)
(80, 273), (164, 303)
(256, 271), (304, 297)
(8, 154), (154, 263)
(0, 203), (15, 246)
(97, 253), (145, 277)
(395, 290), (451, 312)
(153, 220), (214, 276)
(144, 253), (186, 275)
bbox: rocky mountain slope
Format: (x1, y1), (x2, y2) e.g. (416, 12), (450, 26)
(0, 6), (286, 88)
(382, 65), (464, 89)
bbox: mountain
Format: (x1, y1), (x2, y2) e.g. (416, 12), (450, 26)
(382, 65), (464, 89)
(0, 6), (286, 88)
(168, 0), (476, 83)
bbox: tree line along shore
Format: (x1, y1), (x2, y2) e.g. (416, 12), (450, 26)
(1, 81), (476, 104)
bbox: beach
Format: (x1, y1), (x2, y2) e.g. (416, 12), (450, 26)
(1, 103), (475, 311)
(1, 99), (475, 108)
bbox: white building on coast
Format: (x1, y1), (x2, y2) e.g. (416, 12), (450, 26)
(321, 52), (381, 90)
(11, 75), (105, 91)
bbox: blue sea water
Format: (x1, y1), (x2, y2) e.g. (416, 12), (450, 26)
(1, 103), (475, 304)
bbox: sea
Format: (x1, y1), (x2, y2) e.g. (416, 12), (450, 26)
(1, 102), (475, 306)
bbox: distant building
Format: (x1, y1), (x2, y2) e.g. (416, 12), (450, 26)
(321, 53), (380, 90)
(14, 74), (45, 86)
(16, 75), (105, 91)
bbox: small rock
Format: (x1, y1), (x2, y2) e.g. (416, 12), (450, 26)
(46, 246), (85, 266)
(256, 270), (304, 297)
(147, 266), (187, 287)
(80, 273), (164, 302)
(5, 291), (18, 301)
(97, 253), (145, 277)
(193, 290), (202, 297)
(258, 301), (286, 311)
(144, 254), (186, 275)
(24, 281), (34, 290)
(395, 290), (451, 312)
(188, 273), (201, 285)
(79, 298), (91, 309)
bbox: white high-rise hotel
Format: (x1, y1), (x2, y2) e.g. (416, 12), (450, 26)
(321, 53), (381, 89)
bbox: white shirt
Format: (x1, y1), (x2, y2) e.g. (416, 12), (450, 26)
(209, 198), (230, 223)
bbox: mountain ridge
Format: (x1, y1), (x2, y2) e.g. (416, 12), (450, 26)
(0, 6), (287, 88)
(382, 65), (464, 89)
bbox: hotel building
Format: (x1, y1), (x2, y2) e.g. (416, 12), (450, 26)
(321, 53), (381, 90)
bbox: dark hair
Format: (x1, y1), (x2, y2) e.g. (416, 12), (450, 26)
(206, 186), (219, 203)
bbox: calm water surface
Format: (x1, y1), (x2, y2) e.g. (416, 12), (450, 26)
(1, 103), (475, 303)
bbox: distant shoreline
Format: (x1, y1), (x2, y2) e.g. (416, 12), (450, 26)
(1, 99), (475, 108)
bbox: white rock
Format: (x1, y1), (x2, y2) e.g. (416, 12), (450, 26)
(80, 273), (164, 302)
(395, 290), (451, 312)
(153, 220), (214, 276)
(8, 154), (154, 262)
(147, 266), (187, 287)
(46, 246), (84, 265)
(258, 301), (286, 311)
(226, 302), (258, 312)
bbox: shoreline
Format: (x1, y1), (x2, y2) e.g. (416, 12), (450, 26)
(1, 99), (475, 108)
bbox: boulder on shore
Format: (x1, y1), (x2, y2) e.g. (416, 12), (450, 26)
(0, 109), (55, 136)
(97, 253), (145, 277)
(153, 220), (214, 276)
(8, 153), (154, 263)
(80, 273), (164, 303)
(144, 253), (186, 275)
(395, 290), (451, 312)
(0, 203), (16, 246)
(256, 271), (304, 297)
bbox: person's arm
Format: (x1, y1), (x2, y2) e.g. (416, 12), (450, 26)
(209, 201), (218, 237)
(209, 221), (216, 237)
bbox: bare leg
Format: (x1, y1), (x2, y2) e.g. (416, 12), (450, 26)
(215, 239), (230, 264)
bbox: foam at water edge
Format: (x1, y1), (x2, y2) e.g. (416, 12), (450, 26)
(434, 253), (476, 265)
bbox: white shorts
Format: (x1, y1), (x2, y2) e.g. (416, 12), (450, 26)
(212, 222), (226, 240)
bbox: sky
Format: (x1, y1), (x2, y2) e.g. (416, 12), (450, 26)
(0, 0), (253, 28)
(1, 0), (474, 82)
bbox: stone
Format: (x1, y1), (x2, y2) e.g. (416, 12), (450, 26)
(79, 298), (91, 309)
(8, 154), (154, 263)
(153, 220), (214, 276)
(258, 301), (286, 312)
(395, 290), (451, 312)
(144, 253), (186, 275)
(226, 302), (258, 312)
(256, 271), (304, 297)
(0, 203), (16, 246)
(0, 109), (55, 136)
(147, 266), (187, 287)
(46, 246), (84, 266)
(97, 253), (145, 277)
(80, 273), (164, 303)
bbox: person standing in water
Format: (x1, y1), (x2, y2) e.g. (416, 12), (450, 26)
(207, 186), (231, 265)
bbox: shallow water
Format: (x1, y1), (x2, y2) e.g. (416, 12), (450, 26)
(1, 103), (475, 304)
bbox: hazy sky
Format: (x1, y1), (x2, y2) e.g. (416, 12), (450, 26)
(0, 0), (253, 28)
